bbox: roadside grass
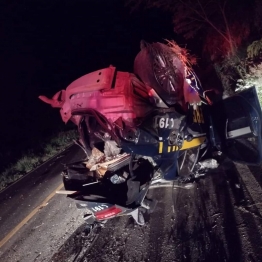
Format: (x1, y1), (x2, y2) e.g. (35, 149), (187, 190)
(0, 129), (78, 192)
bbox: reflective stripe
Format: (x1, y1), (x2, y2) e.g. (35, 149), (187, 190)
(159, 142), (163, 153)
(180, 136), (206, 150)
(158, 137), (205, 154)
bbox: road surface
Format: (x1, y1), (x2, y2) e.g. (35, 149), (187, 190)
(0, 146), (262, 262)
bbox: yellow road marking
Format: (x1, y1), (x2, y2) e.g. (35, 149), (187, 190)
(0, 183), (64, 248)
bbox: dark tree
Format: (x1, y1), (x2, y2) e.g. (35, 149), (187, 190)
(127, 0), (262, 60)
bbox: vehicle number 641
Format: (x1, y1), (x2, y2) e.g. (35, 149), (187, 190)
(157, 118), (175, 129)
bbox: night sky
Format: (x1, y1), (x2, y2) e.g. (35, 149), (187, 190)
(0, 0), (179, 169)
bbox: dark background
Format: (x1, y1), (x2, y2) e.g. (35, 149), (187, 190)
(0, 0), (207, 171)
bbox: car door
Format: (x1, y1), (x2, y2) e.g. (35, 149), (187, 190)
(211, 86), (262, 165)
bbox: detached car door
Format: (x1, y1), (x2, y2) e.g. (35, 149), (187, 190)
(211, 86), (262, 165)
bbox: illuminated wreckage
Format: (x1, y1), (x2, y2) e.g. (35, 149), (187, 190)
(39, 40), (216, 210)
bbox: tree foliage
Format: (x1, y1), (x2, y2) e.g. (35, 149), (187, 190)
(236, 38), (262, 105)
(127, 0), (262, 61)
(247, 38), (262, 60)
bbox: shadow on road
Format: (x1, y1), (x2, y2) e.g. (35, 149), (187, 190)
(171, 161), (262, 262)
(50, 223), (95, 262)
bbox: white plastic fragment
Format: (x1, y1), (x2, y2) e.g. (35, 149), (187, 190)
(104, 140), (121, 158)
(198, 159), (218, 169)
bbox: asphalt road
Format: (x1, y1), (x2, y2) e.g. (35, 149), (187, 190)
(0, 146), (262, 262)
